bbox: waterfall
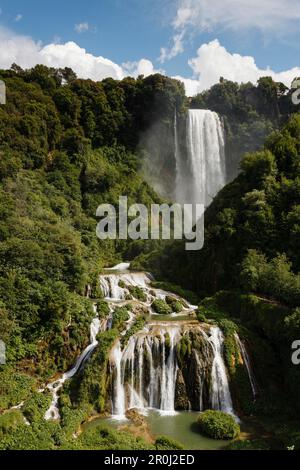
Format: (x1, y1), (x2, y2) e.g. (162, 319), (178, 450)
(45, 312), (103, 421)
(235, 334), (258, 399)
(110, 341), (126, 419)
(110, 322), (237, 419)
(105, 262), (131, 271)
(206, 327), (235, 416)
(99, 272), (152, 301)
(194, 352), (204, 412)
(110, 325), (180, 418)
(160, 326), (180, 414)
(175, 109), (226, 209)
(174, 109), (183, 199)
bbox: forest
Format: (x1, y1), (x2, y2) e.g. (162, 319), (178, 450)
(0, 64), (299, 450)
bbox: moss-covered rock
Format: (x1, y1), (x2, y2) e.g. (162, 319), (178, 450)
(175, 369), (190, 410)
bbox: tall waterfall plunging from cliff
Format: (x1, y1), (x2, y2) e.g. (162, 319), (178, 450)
(175, 109), (226, 208)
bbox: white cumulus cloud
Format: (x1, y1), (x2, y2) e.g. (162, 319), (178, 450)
(0, 29), (162, 86)
(0, 27), (160, 82)
(39, 42), (124, 80)
(175, 39), (300, 96)
(123, 58), (164, 77)
(172, 75), (201, 96)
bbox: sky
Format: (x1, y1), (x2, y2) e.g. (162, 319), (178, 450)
(0, 0), (300, 95)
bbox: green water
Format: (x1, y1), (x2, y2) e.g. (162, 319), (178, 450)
(147, 411), (228, 450)
(84, 412), (228, 450)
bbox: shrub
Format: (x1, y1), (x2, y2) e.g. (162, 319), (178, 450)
(155, 435), (184, 450)
(166, 296), (183, 313)
(0, 410), (25, 436)
(128, 286), (147, 302)
(97, 300), (110, 319)
(197, 310), (207, 323)
(22, 391), (52, 423)
(151, 299), (172, 315)
(112, 306), (130, 330)
(197, 410), (240, 440)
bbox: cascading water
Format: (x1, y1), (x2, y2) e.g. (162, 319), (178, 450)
(99, 272), (152, 301)
(175, 109), (226, 209)
(235, 334), (258, 399)
(109, 320), (237, 419)
(44, 266), (256, 424)
(206, 327), (235, 416)
(110, 324), (181, 418)
(45, 310), (103, 421)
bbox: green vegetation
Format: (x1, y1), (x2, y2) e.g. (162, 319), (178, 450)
(138, 114), (300, 308)
(197, 410), (240, 440)
(69, 329), (119, 413)
(166, 296), (183, 313)
(151, 281), (198, 305)
(121, 315), (146, 346)
(0, 65), (299, 450)
(155, 435), (184, 450)
(112, 306), (130, 330)
(0, 367), (36, 410)
(128, 285), (147, 302)
(0, 415), (156, 450)
(74, 425), (153, 450)
(0, 410), (25, 436)
(139, 112), (300, 425)
(151, 299), (172, 315)
(190, 77), (297, 180)
(22, 392), (52, 423)
(97, 300), (110, 319)
(0, 66), (184, 387)
(226, 439), (271, 450)
(241, 250), (300, 307)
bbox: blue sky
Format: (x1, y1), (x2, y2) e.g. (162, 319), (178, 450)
(0, 0), (300, 95)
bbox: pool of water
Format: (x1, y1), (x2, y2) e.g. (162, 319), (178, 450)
(146, 411), (228, 450)
(83, 411), (229, 450)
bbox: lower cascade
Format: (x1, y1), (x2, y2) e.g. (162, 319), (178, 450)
(109, 321), (235, 419)
(43, 264), (257, 423)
